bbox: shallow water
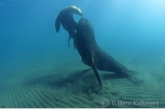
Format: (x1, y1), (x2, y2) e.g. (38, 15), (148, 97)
(0, 0), (165, 108)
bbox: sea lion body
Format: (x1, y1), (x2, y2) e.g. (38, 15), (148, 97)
(75, 18), (142, 87)
(75, 18), (130, 76)
(55, 6), (83, 48)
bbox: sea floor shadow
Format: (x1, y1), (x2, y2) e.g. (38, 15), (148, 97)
(24, 68), (92, 88)
(24, 67), (131, 94)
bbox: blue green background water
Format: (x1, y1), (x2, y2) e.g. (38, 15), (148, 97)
(1, 0), (165, 65)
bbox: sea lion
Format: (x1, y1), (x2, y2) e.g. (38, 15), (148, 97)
(75, 17), (143, 89)
(55, 6), (83, 48)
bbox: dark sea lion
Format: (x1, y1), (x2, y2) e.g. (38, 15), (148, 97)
(75, 17), (144, 89)
(55, 6), (83, 48)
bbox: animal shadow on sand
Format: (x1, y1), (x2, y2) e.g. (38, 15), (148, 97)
(24, 68), (143, 95)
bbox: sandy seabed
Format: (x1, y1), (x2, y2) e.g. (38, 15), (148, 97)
(0, 54), (165, 108)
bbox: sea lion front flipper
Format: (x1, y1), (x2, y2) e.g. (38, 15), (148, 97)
(91, 64), (102, 90)
(55, 15), (61, 33)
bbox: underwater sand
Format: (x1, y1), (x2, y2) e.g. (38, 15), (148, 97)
(0, 53), (165, 108)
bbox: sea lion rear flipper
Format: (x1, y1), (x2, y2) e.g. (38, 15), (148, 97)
(91, 63), (102, 90)
(128, 70), (139, 75)
(68, 28), (76, 49)
(68, 37), (71, 46)
(127, 76), (145, 86)
(55, 15), (61, 33)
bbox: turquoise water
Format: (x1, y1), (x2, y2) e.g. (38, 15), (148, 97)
(0, 0), (165, 108)
(1, 0), (165, 64)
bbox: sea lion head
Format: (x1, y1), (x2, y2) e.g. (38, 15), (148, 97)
(76, 17), (95, 45)
(70, 6), (83, 16)
(78, 17), (94, 33)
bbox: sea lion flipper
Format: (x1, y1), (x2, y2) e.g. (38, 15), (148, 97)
(55, 15), (61, 33)
(91, 63), (102, 90)
(128, 70), (139, 75)
(68, 28), (76, 49)
(68, 37), (71, 46)
(127, 76), (145, 86)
